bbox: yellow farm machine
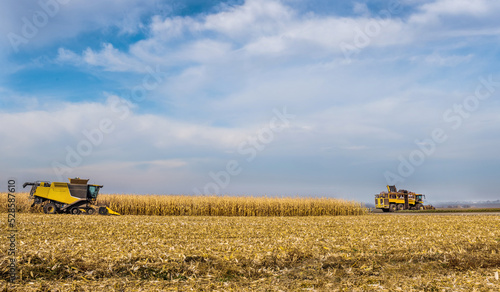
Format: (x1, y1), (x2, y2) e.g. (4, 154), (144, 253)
(23, 178), (119, 215)
(375, 185), (434, 212)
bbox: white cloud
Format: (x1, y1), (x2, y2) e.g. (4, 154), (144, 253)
(58, 0), (408, 72)
(53, 0), (500, 75)
(82, 44), (147, 72)
(56, 47), (82, 64)
(409, 0), (500, 38)
(424, 53), (474, 67)
(418, 0), (492, 17)
(0, 96), (259, 170)
(0, 0), (161, 55)
(202, 0), (294, 38)
(353, 2), (370, 16)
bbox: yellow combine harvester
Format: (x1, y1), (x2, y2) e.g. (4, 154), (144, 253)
(375, 185), (430, 212)
(23, 178), (119, 215)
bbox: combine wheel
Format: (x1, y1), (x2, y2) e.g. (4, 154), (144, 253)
(415, 203), (424, 210)
(87, 208), (95, 215)
(44, 203), (57, 214)
(70, 208), (81, 215)
(389, 204), (396, 212)
(397, 204), (404, 211)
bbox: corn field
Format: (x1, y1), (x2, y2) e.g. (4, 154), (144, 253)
(99, 194), (367, 216)
(0, 192), (38, 213)
(0, 192), (367, 216)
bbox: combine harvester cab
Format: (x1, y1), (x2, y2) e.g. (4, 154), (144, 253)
(23, 178), (120, 215)
(375, 185), (428, 212)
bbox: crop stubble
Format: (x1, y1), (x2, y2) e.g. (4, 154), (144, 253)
(1, 214), (500, 291)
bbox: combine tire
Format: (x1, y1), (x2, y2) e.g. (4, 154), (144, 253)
(98, 207), (109, 215)
(415, 203), (424, 210)
(43, 203), (57, 214)
(397, 204), (404, 211)
(389, 204), (396, 212)
(70, 208), (81, 215)
(87, 208), (95, 215)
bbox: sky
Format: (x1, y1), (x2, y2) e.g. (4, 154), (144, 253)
(1, 0), (499, 203)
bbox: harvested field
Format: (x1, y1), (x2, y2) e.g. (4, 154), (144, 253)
(2, 214), (500, 291)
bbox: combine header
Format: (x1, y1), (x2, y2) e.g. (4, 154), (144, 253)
(23, 178), (119, 215)
(375, 185), (433, 212)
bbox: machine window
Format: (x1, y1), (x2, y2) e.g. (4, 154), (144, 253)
(88, 186), (99, 199)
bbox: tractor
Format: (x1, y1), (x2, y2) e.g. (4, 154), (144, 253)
(23, 178), (119, 215)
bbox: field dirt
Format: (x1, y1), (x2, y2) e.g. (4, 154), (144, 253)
(1, 214), (500, 291)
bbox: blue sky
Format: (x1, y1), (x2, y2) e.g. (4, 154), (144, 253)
(1, 0), (500, 203)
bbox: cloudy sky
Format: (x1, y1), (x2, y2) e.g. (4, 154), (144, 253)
(1, 0), (499, 203)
